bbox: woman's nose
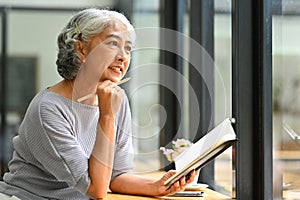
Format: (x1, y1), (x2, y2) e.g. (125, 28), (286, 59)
(116, 48), (128, 62)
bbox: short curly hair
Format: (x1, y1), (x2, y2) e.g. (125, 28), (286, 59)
(56, 8), (135, 80)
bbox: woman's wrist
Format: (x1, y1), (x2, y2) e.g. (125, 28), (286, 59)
(99, 114), (115, 121)
(143, 178), (161, 196)
(97, 115), (115, 141)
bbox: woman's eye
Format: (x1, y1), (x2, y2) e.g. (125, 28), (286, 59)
(112, 41), (118, 46)
(108, 41), (118, 46)
(125, 46), (132, 52)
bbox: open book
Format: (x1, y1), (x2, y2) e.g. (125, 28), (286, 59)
(164, 118), (237, 186)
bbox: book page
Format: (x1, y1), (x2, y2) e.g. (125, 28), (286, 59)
(165, 118), (236, 186)
(175, 118), (235, 170)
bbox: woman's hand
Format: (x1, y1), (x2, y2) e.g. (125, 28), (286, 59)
(154, 170), (197, 196)
(96, 80), (124, 116)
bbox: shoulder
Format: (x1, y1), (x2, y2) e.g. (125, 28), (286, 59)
(25, 89), (80, 122)
(20, 90), (69, 126)
(26, 89), (68, 115)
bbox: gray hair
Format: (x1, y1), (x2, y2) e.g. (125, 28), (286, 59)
(56, 8), (135, 80)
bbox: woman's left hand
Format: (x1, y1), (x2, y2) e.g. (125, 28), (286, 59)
(155, 170), (197, 196)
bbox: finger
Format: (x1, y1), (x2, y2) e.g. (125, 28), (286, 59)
(186, 170), (196, 184)
(113, 85), (120, 91)
(163, 170), (177, 180)
(97, 81), (117, 93)
(180, 176), (186, 185)
(101, 80), (117, 88)
(179, 185), (186, 192)
(171, 181), (181, 193)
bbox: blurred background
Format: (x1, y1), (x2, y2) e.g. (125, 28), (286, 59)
(0, 0), (299, 199)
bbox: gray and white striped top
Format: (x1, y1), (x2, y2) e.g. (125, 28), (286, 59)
(0, 89), (134, 200)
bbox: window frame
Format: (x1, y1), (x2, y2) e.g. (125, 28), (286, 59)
(232, 0), (273, 199)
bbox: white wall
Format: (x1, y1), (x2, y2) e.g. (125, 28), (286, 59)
(1, 0), (113, 91)
(0, 0), (112, 8)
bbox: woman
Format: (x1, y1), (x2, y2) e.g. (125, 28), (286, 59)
(0, 8), (196, 199)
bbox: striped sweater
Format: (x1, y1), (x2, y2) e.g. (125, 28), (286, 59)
(0, 89), (134, 199)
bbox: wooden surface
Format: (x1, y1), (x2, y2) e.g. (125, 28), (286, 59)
(106, 171), (233, 200)
(275, 150), (300, 160)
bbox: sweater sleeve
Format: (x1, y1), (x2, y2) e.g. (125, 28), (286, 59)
(25, 99), (91, 195)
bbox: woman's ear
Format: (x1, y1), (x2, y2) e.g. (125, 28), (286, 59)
(75, 41), (87, 63)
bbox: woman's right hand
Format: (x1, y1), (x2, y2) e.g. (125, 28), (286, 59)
(96, 80), (124, 117)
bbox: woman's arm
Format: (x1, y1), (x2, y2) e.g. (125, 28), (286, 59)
(87, 115), (116, 199)
(109, 170), (197, 197)
(87, 81), (124, 199)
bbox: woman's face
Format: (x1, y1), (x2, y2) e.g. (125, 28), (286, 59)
(83, 21), (133, 83)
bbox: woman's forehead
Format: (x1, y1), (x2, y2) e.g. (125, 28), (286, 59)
(99, 24), (134, 42)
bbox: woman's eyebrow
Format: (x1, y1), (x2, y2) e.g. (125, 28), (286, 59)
(106, 34), (132, 44)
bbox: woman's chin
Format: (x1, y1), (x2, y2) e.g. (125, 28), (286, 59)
(100, 77), (121, 83)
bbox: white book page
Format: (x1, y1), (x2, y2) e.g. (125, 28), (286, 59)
(164, 118), (236, 186)
(175, 118), (235, 171)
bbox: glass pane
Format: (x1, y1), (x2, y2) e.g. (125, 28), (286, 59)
(0, 9), (82, 175)
(130, 0), (161, 173)
(131, 2), (234, 197)
(0, 10), (78, 174)
(273, 0), (300, 199)
(214, 0), (233, 197)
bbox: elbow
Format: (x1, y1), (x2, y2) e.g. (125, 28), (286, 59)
(88, 191), (107, 200)
(87, 184), (108, 200)
(91, 194), (107, 200)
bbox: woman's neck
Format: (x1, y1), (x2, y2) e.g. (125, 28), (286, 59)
(49, 80), (98, 106)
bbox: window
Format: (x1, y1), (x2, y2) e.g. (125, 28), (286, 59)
(128, 1), (234, 196)
(2, 2), (296, 199)
(273, 0), (300, 198)
(129, 0), (161, 173)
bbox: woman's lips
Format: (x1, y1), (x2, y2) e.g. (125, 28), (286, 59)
(109, 66), (122, 74)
